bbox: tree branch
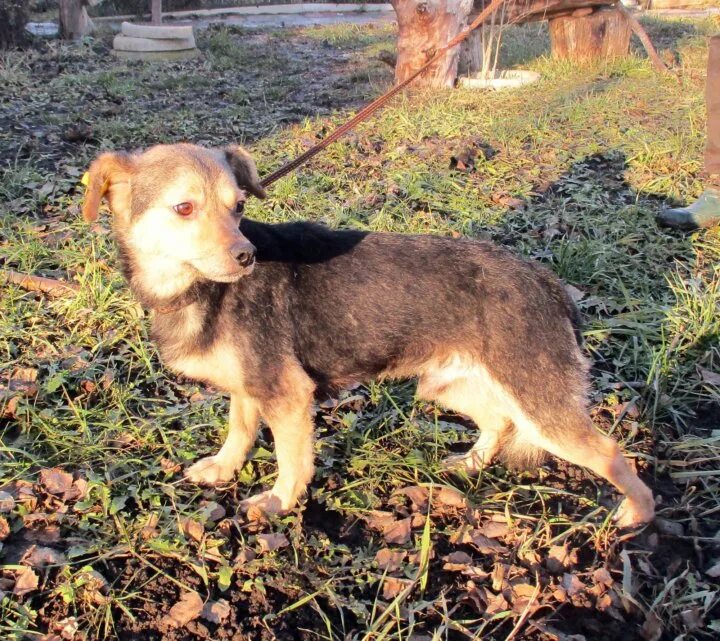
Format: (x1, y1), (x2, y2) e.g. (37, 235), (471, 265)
(617, 4), (669, 74)
(0, 270), (80, 297)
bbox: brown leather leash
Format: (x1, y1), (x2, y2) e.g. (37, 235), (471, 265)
(260, 0), (510, 189)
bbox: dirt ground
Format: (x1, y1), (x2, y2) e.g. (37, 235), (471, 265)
(1, 15), (719, 641)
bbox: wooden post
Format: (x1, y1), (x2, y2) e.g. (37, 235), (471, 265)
(59, 0), (95, 40)
(151, 0), (162, 25)
(390, 0), (474, 88)
(549, 7), (631, 61)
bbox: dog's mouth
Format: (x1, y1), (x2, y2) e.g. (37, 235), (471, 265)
(191, 258), (255, 283)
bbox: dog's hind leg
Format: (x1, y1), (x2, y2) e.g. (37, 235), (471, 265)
(185, 394), (259, 485)
(517, 405), (655, 528)
(241, 362), (316, 514)
(417, 364), (510, 473)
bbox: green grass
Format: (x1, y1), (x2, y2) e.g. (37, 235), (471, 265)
(1, 16), (720, 641)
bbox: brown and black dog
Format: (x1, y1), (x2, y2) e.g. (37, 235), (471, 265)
(82, 142), (655, 527)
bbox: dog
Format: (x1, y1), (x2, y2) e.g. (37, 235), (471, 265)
(81, 142), (655, 527)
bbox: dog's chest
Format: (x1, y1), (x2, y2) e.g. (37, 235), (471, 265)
(153, 308), (243, 392)
(166, 346), (241, 391)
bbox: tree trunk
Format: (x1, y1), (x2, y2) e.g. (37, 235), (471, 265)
(59, 0), (94, 40)
(0, 0), (29, 49)
(390, 0), (474, 88)
(151, 0), (162, 25)
(549, 7), (631, 61)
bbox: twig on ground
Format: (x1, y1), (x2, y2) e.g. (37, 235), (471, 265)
(0, 269), (80, 297)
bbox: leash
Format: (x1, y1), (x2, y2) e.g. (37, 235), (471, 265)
(260, 0), (510, 189)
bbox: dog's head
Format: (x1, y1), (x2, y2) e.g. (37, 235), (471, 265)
(82, 143), (266, 287)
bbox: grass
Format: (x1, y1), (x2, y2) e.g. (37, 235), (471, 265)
(1, 14), (720, 641)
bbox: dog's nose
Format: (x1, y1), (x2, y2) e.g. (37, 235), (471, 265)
(231, 240), (256, 268)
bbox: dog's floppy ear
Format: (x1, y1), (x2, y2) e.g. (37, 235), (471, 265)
(223, 145), (267, 200)
(82, 152), (134, 222)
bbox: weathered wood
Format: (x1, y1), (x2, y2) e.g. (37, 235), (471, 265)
(549, 7), (631, 61)
(151, 0), (162, 25)
(472, 0), (616, 24)
(390, 0), (474, 87)
(59, 0), (94, 40)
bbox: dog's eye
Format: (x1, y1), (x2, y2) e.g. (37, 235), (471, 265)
(173, 202), (194, 216)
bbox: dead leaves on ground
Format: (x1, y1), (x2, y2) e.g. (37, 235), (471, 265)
(0, 468), (90, 599)
(162, 590), (204, 629)
(360, 481), (651, 632)
(1, 367), (38, 418)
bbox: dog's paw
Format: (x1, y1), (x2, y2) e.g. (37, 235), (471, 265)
(613, 497), (655, 529)
(441, 451), (494, 475)
(184, 455), (237, 485)
(239, 490), (286, 516)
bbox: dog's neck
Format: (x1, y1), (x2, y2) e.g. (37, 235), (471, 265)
(118, 241), (205, 312)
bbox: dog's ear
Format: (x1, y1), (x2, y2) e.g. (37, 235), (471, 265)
(223, 146), (267, 200)
(82, 152), (134, 222)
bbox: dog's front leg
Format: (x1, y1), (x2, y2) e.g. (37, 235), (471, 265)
(241, 366), (316, 514)
(185, 394), (259, 485)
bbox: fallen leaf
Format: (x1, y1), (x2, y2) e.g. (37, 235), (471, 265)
(141, 513), (160, 540)
(202, 598), (231, 624)
(547, 544), (578, 573)
(256, 532), (289, 553)
(67, 477), (88, 501)
(22, 545), (66, 568)
(375, 548), (405, 572)
(511, 582), (537, 600)
(0, 491), (15, 512)
(462, 566), (491, 580)
(592, 567), (614, 587)
(435, 486), (467, 508)
(160, 458), (182, 474)
(39, 468), (73, 497)
(382, 576), (412, 600)
(201, 501), (226, 522)
(705, 561), (720, 578)
(0, 516), (8, 540)
(561, 572), (586, 597)
(680, 607), (703, 631)
(392, 486), (428, 511)
(640, 611), (663, 641)
(463, 530), (508, 554)
(383, 517), (412, 545)
(484, 591), (509, 615)
(23, 525), (61, 544)
(365, 510), (396, 531)
(13, 566), (39, 595)
(698, 367), (720, 386)
(180, 518), (204, 542)
(58, 616), (79, 640)
(479, 521), (509, 539)
(443, 550), (473, 571)
(234, 546), (256, 566)
(163, 590), (204, 629)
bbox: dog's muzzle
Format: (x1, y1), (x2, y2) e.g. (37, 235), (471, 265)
(231, 239), (256, 269)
